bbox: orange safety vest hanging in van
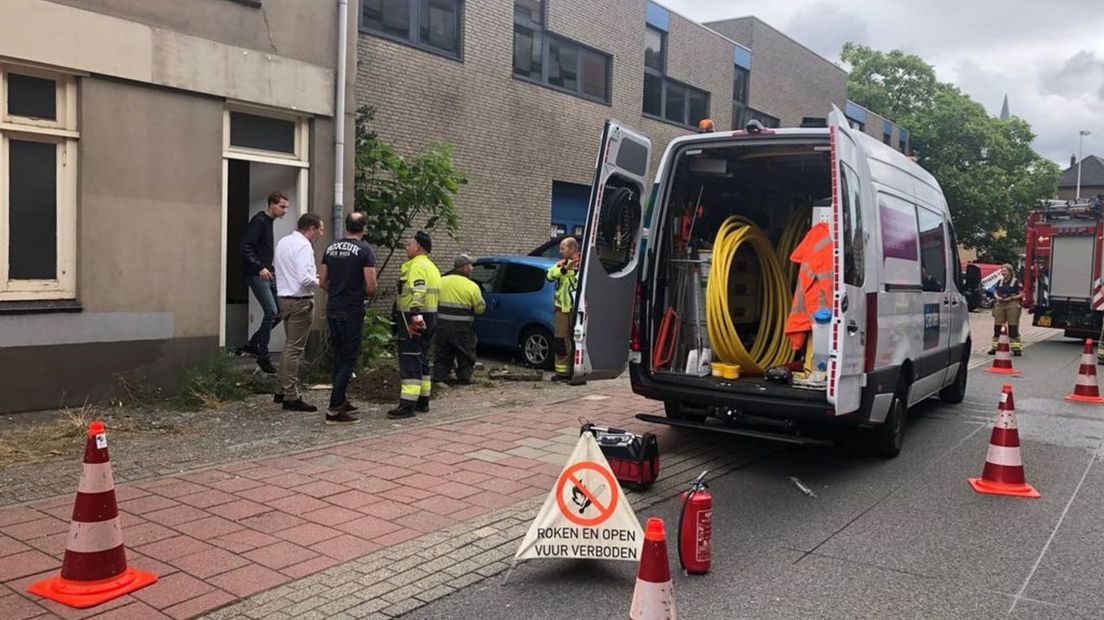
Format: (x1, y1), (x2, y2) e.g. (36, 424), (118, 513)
(785, 222), (834, 350)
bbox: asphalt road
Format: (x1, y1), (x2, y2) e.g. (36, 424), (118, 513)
(406, 337), (1104, 619)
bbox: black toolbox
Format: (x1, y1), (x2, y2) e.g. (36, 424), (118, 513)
(579, 422), (660, 490)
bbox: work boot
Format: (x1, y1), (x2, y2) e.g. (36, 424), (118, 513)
(386, 404), (416, 419)
(339, 401), (358, 413)
(273, 393), (284, 404)
(988, 340), (997, 355)
(257, 357), (276, 374)
(1011, 339), (1023, 357)
(416, 396), (430, 413)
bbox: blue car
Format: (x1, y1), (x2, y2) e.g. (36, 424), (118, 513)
(470, 255), (556, 369)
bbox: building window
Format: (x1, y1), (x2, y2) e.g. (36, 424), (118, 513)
(512, 1), (611, 104)
(732, 65), (749, 130)
(747, 108), (780, 129)
(642, 24), (709, 128)
(1, 66), (79, 301)
(229, 112), (296, 154)
(224, 107), (309, 165)
(360, 0), (462, 59)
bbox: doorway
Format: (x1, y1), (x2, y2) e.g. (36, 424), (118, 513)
(223, 161), (301, 353)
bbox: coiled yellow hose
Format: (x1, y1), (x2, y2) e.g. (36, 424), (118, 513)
(705, 216), (796, 375)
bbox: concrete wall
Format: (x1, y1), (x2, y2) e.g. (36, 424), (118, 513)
(357, 0), (738, 268)
(706, 17), (848, 126)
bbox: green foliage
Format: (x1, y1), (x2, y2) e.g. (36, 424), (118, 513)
(174, 354), (266, 409)
(358, 308), (395, 370)
(354, 106), (468, 278)
(842, 44), (1060, 260)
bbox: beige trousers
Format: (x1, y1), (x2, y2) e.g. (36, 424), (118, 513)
(278, 298), (313, 401)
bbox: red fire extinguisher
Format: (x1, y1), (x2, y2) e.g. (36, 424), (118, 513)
(678, 470), (712, 574)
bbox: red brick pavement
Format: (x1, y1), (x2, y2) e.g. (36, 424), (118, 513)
(0, 387), (662, 619)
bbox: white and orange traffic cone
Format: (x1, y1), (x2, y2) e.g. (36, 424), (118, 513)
(1065, 339), (1104, 404)
(28, 421), (158, 608)
(968, 384), (1040, 499)
(985, 327), (1019, 375)
(629, 518), (677, 620)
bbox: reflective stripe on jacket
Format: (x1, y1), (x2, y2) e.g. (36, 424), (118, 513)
(546, 262), (578, 313)
(438, 273), (485, 322)
(785, 222), (834, 350)
(397, 254), (441, 313)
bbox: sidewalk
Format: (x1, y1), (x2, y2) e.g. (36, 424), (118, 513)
(1, 382), (722, 619)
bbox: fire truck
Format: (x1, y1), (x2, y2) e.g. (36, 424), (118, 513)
(1023, 197), (1104, 362)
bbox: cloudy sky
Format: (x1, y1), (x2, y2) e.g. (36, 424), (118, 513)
(662, 0), (1103, 170)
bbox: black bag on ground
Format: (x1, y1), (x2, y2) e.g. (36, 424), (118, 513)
(579, 422), (660, 490)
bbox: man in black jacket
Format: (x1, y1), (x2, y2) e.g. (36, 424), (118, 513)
(239, 191), (289, 373)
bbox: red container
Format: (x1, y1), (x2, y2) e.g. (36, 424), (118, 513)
(579, 423), (660, 490)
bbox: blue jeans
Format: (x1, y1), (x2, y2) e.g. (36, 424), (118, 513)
(246, 275), (280, 359)
(328, 308), (364, 410)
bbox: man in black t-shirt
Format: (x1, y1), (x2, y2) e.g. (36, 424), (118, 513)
(319, 212), (378, 424)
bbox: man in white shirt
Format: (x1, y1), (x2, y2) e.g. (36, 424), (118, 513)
(274, 213), (324, 411)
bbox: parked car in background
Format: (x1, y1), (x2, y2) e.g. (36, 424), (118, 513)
(471, 256), (556, 369)
(528, 235), (575, 259)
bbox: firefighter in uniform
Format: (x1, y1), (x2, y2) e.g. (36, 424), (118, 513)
(388, 231), (441, 419)
(433, 254), (486, 386)
(546, 237), (580, 380)
(990, 263), (1023, 356)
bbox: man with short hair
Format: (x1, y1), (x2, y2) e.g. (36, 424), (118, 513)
(433, 254), (485, 387)
(387, 231), (440, 419)
(319, 212), (377, 424)
(546, 236), (579, 380)
(274, 213), (324, 412)
(239, 191), (289, 373)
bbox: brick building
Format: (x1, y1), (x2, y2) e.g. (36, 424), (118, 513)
(0, 0), (356, 412)
(356, 1), (875, 257)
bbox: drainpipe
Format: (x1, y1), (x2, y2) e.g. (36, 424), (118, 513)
(333, 0), (350, 238)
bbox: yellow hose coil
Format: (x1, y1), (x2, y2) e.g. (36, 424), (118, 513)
(706, 216), (795, 375)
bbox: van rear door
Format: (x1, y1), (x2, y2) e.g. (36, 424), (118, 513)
(828, 108), (868, 414)
(570, 121), (651, 382)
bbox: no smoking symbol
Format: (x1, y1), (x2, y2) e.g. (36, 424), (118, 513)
(555, 461), (619, 527)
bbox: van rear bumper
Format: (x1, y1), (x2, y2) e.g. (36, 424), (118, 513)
(629, 363), (844, 422)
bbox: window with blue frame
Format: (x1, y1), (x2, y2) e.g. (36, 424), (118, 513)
(642, 22), (709, 128)
(361, 0), (463, 58)
(512, 1), (611, 104)
(732, 65), (749, 129)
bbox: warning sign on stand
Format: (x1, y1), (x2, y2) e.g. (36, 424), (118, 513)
(513, 432), (643, 562)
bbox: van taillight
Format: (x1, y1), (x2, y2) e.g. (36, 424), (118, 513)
(631, 283), (644, 352)
(864, 292), (878, 373)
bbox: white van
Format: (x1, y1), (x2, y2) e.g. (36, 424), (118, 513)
(569, 108), (970, 457)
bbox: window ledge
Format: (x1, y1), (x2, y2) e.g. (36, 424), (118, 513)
(512, 74), (611, 107)
(225, 0), (262, 7)
(0, 299), (82, 315)
(358, 28), (463, 63)
(642, 112), (698, 132)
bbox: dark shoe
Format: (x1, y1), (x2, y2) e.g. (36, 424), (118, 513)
(987, 347), (996, 355)
(283, 399), (318, 412)
(273, 393), (284, 403)
(238, 344), (261, 357)
(340, 401), (358, 413)
(257, 357), (276, 374)
(325, 410), (361, 425)
(551, 374), (569, 382)
(386, 405), (416, 419)
(1013, 350), (1023, 357)
(416, 397), (430, 413)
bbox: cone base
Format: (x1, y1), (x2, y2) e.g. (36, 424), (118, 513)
(1065, 393), (1104, 404)
(968, 477), (1040, 499)
(28, 567), (158, 609)
(984, 367), (1019, 375)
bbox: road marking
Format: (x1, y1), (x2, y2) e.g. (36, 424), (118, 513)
(1008, 446), (1100, 614)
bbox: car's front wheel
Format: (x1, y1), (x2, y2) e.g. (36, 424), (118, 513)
(519, 326), (553, 370)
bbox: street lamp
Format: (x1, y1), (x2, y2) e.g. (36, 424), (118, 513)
(1076, 129), (1091, 200)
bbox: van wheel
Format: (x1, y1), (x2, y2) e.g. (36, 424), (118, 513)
(664, 401), (705, 423)
(870, 382), (908, 458)
(939, 359), (968, 404)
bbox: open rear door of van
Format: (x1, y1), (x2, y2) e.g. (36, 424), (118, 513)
(570, 121), (651, 382)
(827, 107), (868, 414)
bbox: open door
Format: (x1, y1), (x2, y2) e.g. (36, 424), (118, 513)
(570, 121), (651, 382)
(827, 107), (868, 414)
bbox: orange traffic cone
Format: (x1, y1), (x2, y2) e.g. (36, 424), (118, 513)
(985, 327), (1018, 375)
(629, 518), (677, 620)
(28, 421), (158, 608)
(968, 385), (1040, 499)
(1065, 339), (1104, 404)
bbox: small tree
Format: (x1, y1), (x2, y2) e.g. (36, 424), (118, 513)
(354, 106), (468, 279)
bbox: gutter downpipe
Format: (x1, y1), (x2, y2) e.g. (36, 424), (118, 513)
(333, 0), (350, 238)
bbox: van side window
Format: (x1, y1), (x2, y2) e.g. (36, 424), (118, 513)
(916, 207), (947, 292)
(839, 163), (865, 286)
(947, 222), (963, 291)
